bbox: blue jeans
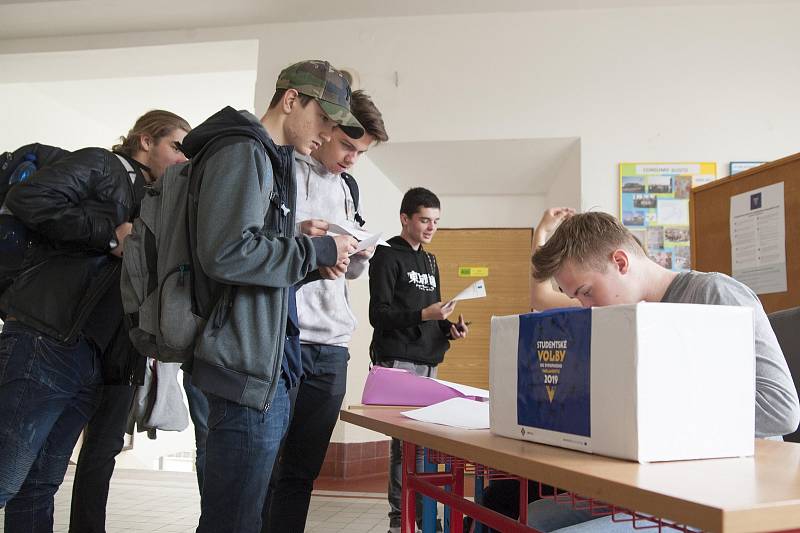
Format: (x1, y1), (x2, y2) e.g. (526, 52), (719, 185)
(527, 497), (594, 532)
(528, 501), (702, 533)
(183, 371), (209, 493)
(196, 376), (290, 533)
(0, 321), (102, 532)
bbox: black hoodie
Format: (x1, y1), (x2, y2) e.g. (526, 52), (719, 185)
(368, 235), (452, 366)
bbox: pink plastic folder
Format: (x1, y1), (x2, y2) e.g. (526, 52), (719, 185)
(361, 366), (486, 406)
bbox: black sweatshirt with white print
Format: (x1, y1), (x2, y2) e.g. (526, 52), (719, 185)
(368, 235), (453, 366)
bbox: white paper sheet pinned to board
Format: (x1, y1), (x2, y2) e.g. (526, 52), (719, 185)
(730, 182), (787, 294)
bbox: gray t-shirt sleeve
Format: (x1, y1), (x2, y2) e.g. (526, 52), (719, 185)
(694, 273), (800, 438)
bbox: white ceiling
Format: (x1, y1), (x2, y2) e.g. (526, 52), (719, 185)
(0, 41), (258, 82)
(0, 0), (792, 41)
(367, 137), (578, 197)
(0, 0), (788, 197)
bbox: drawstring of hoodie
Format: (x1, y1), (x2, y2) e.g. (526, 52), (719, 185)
(421, 248), (437, 289)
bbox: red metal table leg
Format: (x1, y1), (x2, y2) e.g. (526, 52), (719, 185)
(408, 474), (540, 532)
(451, 461), (464, 533)
(402, 441), (417, 533)
(519, 477), (529, 525)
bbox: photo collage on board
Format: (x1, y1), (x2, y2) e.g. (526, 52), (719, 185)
(619, 163), (716, 272)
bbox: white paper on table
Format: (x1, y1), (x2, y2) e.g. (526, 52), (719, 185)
(427, 377), (489, 399)
(446, 279), (487, 306)
(401, 398), (490, 430)
(327, 222), (390, 247)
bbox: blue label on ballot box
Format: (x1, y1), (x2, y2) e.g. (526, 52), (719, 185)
(517, 308), (591, 437)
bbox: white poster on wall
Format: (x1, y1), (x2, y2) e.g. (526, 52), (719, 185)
(730, 182), (787, 294)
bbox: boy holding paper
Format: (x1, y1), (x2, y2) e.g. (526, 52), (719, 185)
(260, 89), (390, 533)
(369, 186), (469, 533)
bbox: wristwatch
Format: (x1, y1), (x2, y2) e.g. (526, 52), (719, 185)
(109, 236), (119, 251)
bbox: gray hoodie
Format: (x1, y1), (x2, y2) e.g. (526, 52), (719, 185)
(184, 108), (337, 411)
(294, 153), (370, 347)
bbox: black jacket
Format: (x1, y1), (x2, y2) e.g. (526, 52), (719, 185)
(0, 147), (146, 384)
(368, 236), (452, 366)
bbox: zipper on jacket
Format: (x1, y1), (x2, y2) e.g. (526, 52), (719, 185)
(65, 261), (120, 343)
(68, 152), (138, 343)
(213, 287), (235, 329)
(260, 148), (294, 412)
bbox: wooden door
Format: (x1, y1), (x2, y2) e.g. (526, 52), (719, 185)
(425, 228), (533, 389)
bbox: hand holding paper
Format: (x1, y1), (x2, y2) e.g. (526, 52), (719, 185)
(299, 219), (329, 237)
(352, 231), (382, 256)
(326, 222), (388, 256)
(332, 235), (357, 263)
(446, 279), (487, 307)
(422, 301), (455, 321)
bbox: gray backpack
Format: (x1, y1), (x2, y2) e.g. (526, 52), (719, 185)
(120, 162), (205, 363)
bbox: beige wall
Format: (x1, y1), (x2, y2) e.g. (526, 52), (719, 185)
(3, 2), (800, 446)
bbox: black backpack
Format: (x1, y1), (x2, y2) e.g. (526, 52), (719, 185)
(0, 143), (70, 298)
(340, 172), (365, 227)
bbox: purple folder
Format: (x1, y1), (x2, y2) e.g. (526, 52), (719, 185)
(361, 366), (483, 406)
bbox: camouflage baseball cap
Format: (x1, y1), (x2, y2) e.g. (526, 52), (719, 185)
(276, 60), (365, 139)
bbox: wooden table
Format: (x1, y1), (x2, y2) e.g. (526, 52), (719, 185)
(341, 406), (800, 533)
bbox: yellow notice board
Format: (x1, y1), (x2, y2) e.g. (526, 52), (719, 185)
(619, 162), (716, 271)
(458, 266), (489, 277)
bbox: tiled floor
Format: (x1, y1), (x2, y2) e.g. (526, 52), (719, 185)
(0, 467), (393, 532)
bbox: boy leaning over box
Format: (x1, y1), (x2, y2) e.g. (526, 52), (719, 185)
(525, 211), (799, 533)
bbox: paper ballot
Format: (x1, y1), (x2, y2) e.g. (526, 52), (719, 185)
(402, 398), (490, 430)
(446, 279), (487, 307)
(354, 232), (383, 254)
(327, 222), (390, 251)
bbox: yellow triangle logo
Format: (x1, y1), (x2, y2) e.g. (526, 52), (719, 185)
(546, 385), (556, 402)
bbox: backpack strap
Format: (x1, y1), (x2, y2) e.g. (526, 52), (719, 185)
(185, 132), (266, 319)
(115, 154), (138, 184)
(340, 172), (365, 227)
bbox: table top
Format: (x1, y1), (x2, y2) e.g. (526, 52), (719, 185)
(341, 406), (800, 533)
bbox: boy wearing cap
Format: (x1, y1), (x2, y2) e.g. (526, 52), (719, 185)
(262, 89), (389, 533)
(180, 60), (360, 533)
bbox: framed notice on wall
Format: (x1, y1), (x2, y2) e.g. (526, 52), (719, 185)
(730, 161), (766, 176)
(619, 162), (717, 271)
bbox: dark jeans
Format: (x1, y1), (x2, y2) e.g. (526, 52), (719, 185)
(0, 321), (102, 532)
(196, 375), (290, 533)
(183, 371), (209, 492)
(262, 344), (348, 533)
(375, 359), (438, 529)
(479, 479), (542, 533)
(68, 384), (135, 533)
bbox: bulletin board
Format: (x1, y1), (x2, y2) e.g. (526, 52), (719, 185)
(619, 162), (717, 271)
(690, 152), (800, 313)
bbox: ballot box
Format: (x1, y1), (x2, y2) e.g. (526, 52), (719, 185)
(489, 303), (755, 462)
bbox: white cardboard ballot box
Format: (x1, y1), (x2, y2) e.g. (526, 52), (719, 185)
(489, 303), (755, 463)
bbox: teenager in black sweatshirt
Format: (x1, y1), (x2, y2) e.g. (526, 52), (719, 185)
(368, 186), (469, 533)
